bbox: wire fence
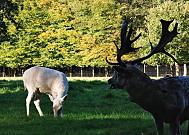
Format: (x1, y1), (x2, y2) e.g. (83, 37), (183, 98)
(0, 64), (188, 78)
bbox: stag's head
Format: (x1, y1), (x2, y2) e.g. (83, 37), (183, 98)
(107, 19), (179, 91)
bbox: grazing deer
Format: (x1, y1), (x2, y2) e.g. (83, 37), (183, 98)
(106, 19), (189, 135)
(23, 66), (68, 117)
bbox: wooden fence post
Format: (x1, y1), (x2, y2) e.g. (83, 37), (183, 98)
(157, 65), (159, 78)
(69, 67), (72, 77)
(81, 67), (83, 77)
(175, 62), (180, 76)
(143, 64), (146, 73)
(2, 68), (5, 77)
(105, 67), (108, 77)
(183, 64), (187, 76)
(92, 67), (95, 77)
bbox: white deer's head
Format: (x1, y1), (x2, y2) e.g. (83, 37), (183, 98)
(53, 94), (68, 117)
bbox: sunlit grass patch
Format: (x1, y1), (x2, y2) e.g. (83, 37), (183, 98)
(0, 79), (188, 135)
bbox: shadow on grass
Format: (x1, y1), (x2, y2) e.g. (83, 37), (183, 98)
(0, 117), (157, 135)
(0, 80), (188, 135)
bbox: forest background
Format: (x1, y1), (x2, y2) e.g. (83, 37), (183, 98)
(0, 0), (188, 73)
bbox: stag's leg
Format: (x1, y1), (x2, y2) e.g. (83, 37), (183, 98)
(153, 115), (164, 135)
(48, 94), (54, 102)
(33, 89), (43, 116)
(170, 121), (181, 135)
(26, 91), (34, 116)
(187, 121), (189, 135)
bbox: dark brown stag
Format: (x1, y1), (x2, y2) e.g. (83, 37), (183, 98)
(106, 19), (189, 135)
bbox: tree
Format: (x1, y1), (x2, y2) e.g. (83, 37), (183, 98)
(132, 1), (189, 67)
(65, 0), (122, 67)
(0, 0), (18, 42)
(1, 0), (188, 70)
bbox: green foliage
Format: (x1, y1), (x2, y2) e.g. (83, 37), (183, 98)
(0, 0), (122, 68)
(135, 1), (189, 66)
(0, 0), (189, 68)
(0, 0), (18, 42)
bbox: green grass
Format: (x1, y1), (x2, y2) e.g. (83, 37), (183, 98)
(0, 78), (188, 135)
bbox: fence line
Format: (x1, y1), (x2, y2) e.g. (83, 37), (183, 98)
(0, 64), (188, 77)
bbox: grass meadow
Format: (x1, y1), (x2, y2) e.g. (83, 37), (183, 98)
(0, 77), (188, 135)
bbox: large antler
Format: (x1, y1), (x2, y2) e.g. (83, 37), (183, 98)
(106, 19), (179, 65)
(129, 19), (179, 64)
(106, 19), (141, 65)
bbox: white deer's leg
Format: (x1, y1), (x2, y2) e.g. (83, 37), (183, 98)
(34, 99), (44, 116)
(26, 92), (34, 116)
(33, 88), (43, 116)
(48, 94), (54, 102)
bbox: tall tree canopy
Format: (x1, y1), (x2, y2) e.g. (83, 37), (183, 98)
(0, 0), (188, 69)
(0, 0), (18, 42)
(134, 1), (189, 66)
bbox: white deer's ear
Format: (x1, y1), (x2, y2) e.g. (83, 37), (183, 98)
(60, 94), (68, 102)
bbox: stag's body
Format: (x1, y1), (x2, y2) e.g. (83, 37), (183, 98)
(23, 66), (68, 117)
(109, 65), (189, 134)
(106, 19), (189, 134)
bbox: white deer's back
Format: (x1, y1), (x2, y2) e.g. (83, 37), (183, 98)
(23, 66), (68, 95)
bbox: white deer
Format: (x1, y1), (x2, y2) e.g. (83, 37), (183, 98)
(23, 66), (68, 117)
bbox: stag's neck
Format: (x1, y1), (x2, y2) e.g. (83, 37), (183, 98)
(125, 69), (153, 102)
(126, 76), (158, 114)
